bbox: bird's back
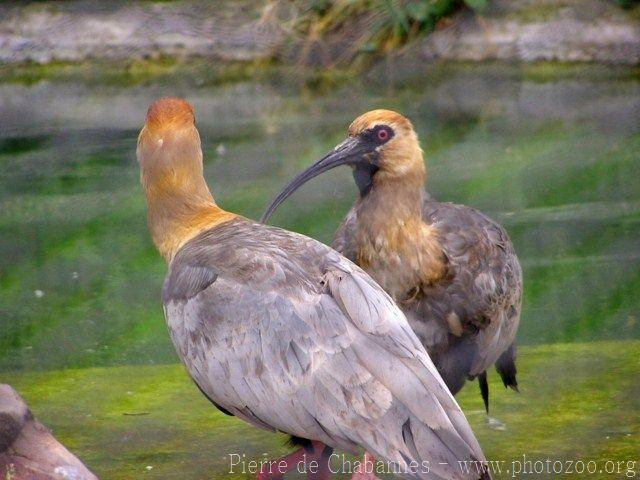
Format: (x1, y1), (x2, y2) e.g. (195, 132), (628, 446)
(164, 217), (490, 479)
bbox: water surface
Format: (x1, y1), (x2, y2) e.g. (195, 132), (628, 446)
(1, 63), (639, 478)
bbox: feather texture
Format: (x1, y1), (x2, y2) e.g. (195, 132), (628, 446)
(164, 217), (488, 479)
(333, 193), (522, 398)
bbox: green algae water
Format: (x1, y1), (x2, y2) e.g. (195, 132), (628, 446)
(1, 63), (639, 478)
(8, 342), (639, 479)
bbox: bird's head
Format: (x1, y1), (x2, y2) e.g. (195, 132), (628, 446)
(261, 109), (425, 223)
(137, 97), (203, 191)
(347, 109), (424, 181)
(137, 97), (232, 262)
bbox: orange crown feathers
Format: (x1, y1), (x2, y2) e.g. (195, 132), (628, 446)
(145, 97), (195, 133)
(348, 109), (414, 136)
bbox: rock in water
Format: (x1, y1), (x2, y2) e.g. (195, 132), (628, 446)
(0, 384), (98, 480)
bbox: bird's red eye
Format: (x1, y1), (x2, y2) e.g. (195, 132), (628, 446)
(378, 129), (389, 141)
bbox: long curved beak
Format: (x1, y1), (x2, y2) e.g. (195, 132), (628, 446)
(261, 136), (371, 223)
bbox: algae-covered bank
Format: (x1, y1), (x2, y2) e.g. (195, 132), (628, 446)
(7, 342), (640, 479)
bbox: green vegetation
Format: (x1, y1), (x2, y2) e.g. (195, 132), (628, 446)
(617, 0), (640, 8)
(5, 341), (638, 479)
(291, 0), (639, 64)
(299, 0), (465, 49)
(3, 58), (638, 90)
(290, 0), (485, 66)
(0, 58), (275, 87)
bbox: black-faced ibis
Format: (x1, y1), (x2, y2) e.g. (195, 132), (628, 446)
(263, 110), (522, 412)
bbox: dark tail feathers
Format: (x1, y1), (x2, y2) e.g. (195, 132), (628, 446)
(496, 342), (519, 392)
(478, 371), (489, 413)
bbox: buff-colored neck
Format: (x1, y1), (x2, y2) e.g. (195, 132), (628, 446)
(358, 172), (425, 226)
(143, 174), (235, 263)
(139, 127), (236, 263)
(353, 158), (446, 295)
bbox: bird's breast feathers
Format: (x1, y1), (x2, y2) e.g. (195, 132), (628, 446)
(354, 219), (447, 301)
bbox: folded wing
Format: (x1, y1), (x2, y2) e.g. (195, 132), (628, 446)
(163, 219), (488, 479)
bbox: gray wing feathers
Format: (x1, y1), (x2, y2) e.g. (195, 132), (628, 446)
(420, 201), (522, 383)
(326, 267), (487, 477)
(164, 220), (486, 479)
(162, 261), (218, 303)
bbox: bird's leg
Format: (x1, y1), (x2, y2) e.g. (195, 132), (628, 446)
(257, 447), (308, 480)
(350, 452), (382, 480)
(308, 441), (334, 480)
(257, 441), (332, 480)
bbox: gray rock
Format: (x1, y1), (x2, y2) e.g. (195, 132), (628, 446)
(0, 0), (288, 64)
(1, 0), (638, 66)
(0, 384), (98, 480)
(415, 0), (640, 65)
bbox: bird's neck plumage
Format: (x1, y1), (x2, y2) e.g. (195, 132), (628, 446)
(358, 174), (424, 221)
(143, 171), (236, 263)
(353, 173), (446, 300)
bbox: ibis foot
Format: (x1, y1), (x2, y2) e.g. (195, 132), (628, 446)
(257, 441), (333, 480)
(350, 473), (381, 480)
(351, 453), (381, 480)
